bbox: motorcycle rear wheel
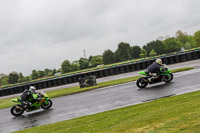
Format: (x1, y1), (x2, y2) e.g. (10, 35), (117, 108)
(10, 105), (24, 117)
(136, 77), (148, 88)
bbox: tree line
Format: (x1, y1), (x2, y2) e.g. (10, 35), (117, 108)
(1, 30), (200, 86)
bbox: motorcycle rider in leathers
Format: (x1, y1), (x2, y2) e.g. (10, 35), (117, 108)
(145, 58), (163, 82)
(20, 86), (41, 109)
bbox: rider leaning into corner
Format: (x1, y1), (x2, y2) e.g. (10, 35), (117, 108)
(20, 86), (41, 110)
(145, 58), (164, 82)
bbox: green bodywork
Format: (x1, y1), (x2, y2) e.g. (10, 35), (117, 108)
(11, 92), (50, 111)
(138, 71), (148, 76)
(138, 67), (171, 77)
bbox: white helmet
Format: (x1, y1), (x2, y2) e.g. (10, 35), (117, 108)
(29, 86), (36, 93)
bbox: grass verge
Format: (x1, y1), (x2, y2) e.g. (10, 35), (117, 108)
(14, 89), (200, 133)
(0, 67), (194, 110)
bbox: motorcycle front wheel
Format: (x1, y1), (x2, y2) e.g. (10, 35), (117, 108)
(10, 105), (24, 117)
(136, 77), (148, 88)
(41, 100), (52, 110)
(163, 73), (173, 83)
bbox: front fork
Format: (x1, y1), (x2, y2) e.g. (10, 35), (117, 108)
(43, 97), (49, 104)
(161, 73), (171, 80)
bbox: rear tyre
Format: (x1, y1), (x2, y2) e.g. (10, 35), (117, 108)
(163, 73), (173, 83)
(10, 105), (24, 117)
(136, 77), (148, 88)
(41, 100), (52, 110)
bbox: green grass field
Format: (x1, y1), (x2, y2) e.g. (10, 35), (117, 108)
(0, 67), (194, 110)
(14, 89), (200, 133)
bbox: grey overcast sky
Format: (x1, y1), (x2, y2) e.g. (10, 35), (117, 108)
(0, 0), (200, 75)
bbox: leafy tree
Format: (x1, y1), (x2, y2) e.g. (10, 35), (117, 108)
(44, 68), (51, 76)
(38, 70), (45, 78)
(143, 40), (165, 56)
(175, 30), (189, 44)
(0, 74), (8, 85)
(78, 58), (89, 69)
(88, 56), (93, 62)
(61, 60), (71, 73)
(140, 49), (147, 58)
(0, 73), (5, 78)
(18, 73), (25, 82)
(24, 76), (30, 82)
(8, 72), (19, 84)
(115, 42), (131, 62)
(53, 68), (57, 75)
(193, 30), (200, 47)
(149, 49), (157, 56)
(163, 37), (181, 53)
(56, 68), (61, 73)
(103, 49), (115, 65)
(131, 46), (141, 59)
(71, 61), (80, 71)
(184, 42), (191, 49)
(91, 55), (103, 66)
(31, 70), (39, 80)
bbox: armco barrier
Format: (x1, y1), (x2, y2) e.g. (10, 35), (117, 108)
(1, 49), (200, 97)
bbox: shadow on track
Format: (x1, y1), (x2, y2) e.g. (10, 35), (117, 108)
(138, 82), (175, 91)
(12, 108), (53, 119)
(11, 109), (54, 129)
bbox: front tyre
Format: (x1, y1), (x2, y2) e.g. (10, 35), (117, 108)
(136, 77), (148, 88)
(41, 100), (52, 110)
(10, 105), (24, 117)
(163, 73), (173, 83)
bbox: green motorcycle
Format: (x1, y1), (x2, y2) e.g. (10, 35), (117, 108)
(136, 64), (173, 89)
(10, 91), (52, 117)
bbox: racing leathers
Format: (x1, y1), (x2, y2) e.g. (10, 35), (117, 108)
(145, 62), (162, 81)
(20, 89), (41, 109)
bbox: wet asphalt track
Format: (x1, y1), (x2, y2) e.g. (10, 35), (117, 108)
(1, 68), (200, 132)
